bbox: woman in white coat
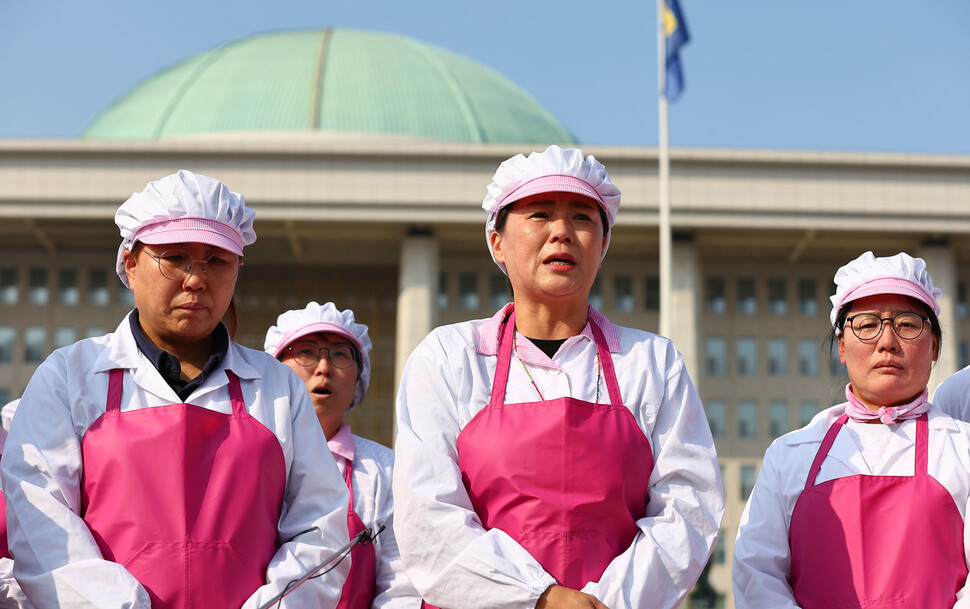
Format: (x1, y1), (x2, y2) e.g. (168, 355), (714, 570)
(733, 251), (970, 608)
(0, 170), (351, 608)
(265, 301), (421, 609)
(393, 145), (724, 609)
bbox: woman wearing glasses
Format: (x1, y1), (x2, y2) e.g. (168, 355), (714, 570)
(265, 301), (420, 609)
(1, 171), (350, 608)
(394, 146), (723, 609)
(733, 251), (970, 608)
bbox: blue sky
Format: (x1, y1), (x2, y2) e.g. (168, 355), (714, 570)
(2, 0), (968, 154)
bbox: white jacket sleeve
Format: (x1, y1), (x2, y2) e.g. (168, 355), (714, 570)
(731, 446), (800, 609)
(371, 475), (422, 609)
(1, 354), (153, 608)
(243, 370), (351, 609)
(393, 335), (557, 609)
(580, 353), (725, 609)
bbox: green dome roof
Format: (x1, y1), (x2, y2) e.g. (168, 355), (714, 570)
(82, 28), (577, 144)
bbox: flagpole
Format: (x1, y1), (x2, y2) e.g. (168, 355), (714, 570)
(657, 0), (672, 339)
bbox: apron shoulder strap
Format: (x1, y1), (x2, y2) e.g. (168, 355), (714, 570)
(488, 310), (516, 407)
(224, 370), (246, 416)
(804, 413), (848, 491)
(587, 317), (622, 406)
(105, 369), (125, 413)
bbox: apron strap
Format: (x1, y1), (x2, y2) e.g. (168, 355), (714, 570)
(587, 317), (622, 407)
(106, 369), (125, 413)
(343, 457), (355, 507)
(224, 370), (246, 416)
(915, 413), (928, 477)
(488, 311), (516, 407)
(804, 413), (848, 491)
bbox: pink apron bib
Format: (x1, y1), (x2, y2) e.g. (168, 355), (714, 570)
(789, 413), (967, 608)
(80, 369), (287, 608)
(336, 450), (377, 609)
(456, 310), (653, 588)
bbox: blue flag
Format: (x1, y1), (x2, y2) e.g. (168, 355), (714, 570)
(663, 0), (690, 100)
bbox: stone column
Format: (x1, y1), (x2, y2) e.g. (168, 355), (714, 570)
(395, 228), (439, 392)
(919, 240), (958, 393)
(669, 233), (701, 386)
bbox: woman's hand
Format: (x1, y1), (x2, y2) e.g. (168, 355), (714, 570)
(535, 585), (610, 609)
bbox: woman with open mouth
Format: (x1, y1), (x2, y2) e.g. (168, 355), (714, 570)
(393, 145), (724, 609)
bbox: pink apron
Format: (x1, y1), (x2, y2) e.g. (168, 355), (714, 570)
(80, 368), (287, 608)
(335, 450), (377, 609)
(789, 413), (967, 608)
(456, 310), (654, 588)
(0, 490), (8, 559)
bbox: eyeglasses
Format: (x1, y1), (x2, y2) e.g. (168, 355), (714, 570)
(143, 249), (242, 285)
(844, 312), (928, 342)
(285, 341), (356, 369)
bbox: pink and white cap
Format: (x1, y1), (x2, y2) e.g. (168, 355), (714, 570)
(264, 301), (372, 408)
(482, 145), (621, 274)
(830, 251), (942, 333)
(115, 170), (256, 288)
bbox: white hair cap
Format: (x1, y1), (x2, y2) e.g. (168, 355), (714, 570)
(264, 302), (372, 408)
(115, 170), (256, 288)
(830, 251), (942, 332)
(482, 145), (621, 274)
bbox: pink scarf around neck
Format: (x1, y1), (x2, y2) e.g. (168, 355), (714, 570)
(844, 384), (930, 425)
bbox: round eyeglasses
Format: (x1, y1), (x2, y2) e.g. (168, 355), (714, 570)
(143, 249), (242, 285)
(286, 341), (357, 369)
(844, 312), (928, 342)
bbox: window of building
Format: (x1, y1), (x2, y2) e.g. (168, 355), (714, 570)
(54, 327), (77, 349)
(962, 341), (969, 371)
(589, 277), (604, 310)
(798, 278), (818, 315)
(88, 269), (110, 306)
(0, 389), (9, 406)
(24, 327), (46, 363)
(960, 282), (968, 319)
(706, 277), (726, 314)
(706, 338), (727, 376)
(58, 268), (79, 306)
(0, 268), (17, 305)
(798, 339), (819, 377)
(85, 328), (106, 339)
(738, 401), (758, 438)
(489, 274), (509, 310)
(799, 401), (820, 427)
(736, 338), (757, 376)
(614, 275), (633, 313)
(829, 341), (847, 376)
(767, 278), (787, 315)
(706, 400), (726, 438)
(28, 268), (48, 305)
(737, 278), (757, 315)
(644, 275), (659, 312)
(769, 401), (789, 438)
(740, 465), (757, 499)
(118, 283), (136, 308)
(438, 272), (448, 310)
(458, 273), (479, 310)
(712, 529), (727, 564)
(767, 339), (788, 376)
(0, 327), (14, 363)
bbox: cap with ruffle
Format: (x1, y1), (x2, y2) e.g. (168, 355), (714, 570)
(264, 301), (372, 408)
(482, 145), (621, 274)
(830, 251), (942, 332)
(115, 170), (256, 287)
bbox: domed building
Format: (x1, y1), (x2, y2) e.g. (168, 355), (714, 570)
(83, 28), (576, 145)
(2, 27), (970, 609)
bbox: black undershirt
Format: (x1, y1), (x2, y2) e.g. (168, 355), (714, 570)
(129, 309), (229, 402)
(526, 337), (568, 359)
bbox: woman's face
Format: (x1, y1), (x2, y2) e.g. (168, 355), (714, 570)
(490, 192), (607, 308)
(124, 242), (237, 350)
(279, 332), (359, 439)
(839, 294), (938, 408)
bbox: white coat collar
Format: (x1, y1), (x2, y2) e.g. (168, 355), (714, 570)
(476, 303), (620, 356)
